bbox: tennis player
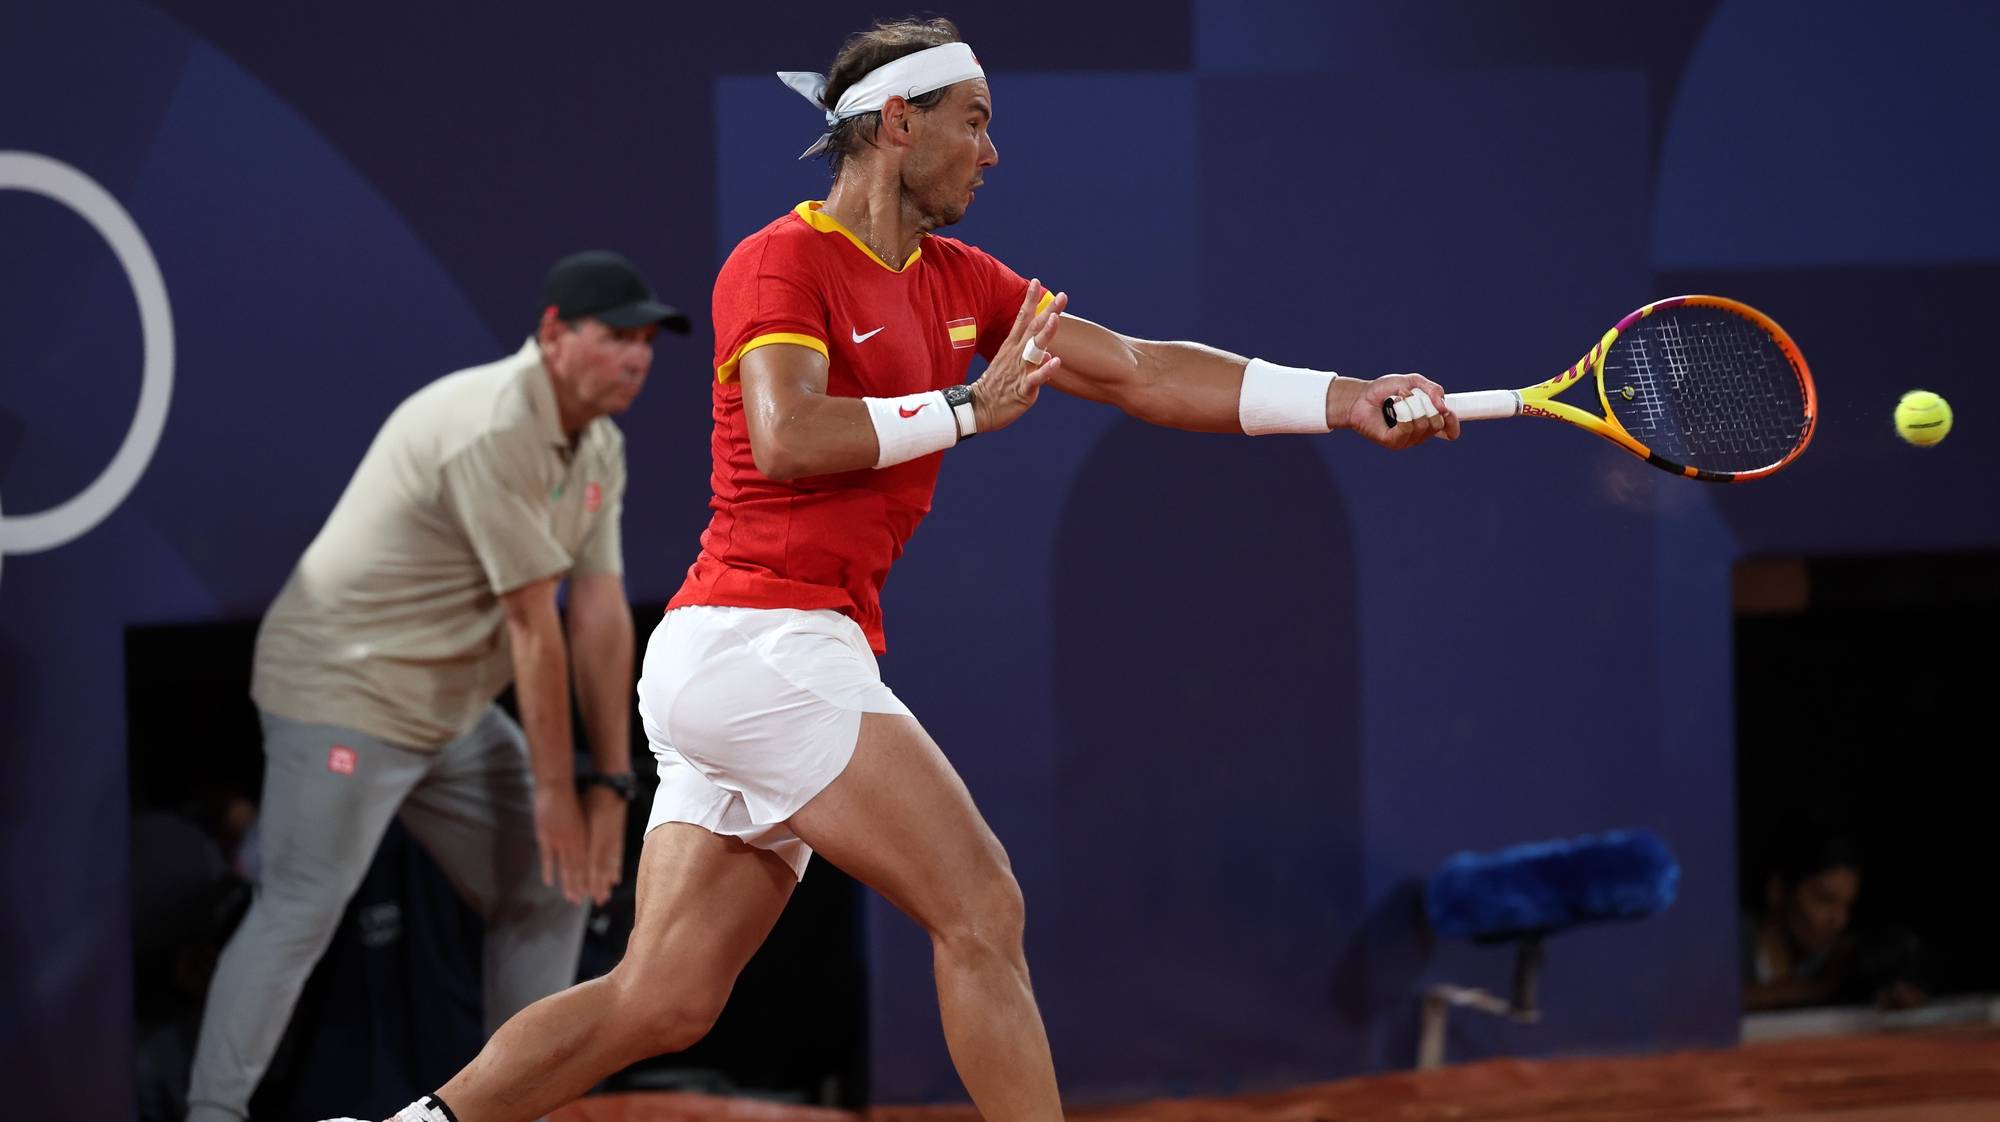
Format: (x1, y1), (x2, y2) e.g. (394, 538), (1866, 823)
(343, 18), (1455, 1122)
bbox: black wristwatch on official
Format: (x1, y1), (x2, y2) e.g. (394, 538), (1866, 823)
(943, 384), (977, 440)
(581, 771), (638, 802)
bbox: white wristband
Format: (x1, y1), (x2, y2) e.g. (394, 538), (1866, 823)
(865, 390), (957, 468)
(1239, 358), (1336, 435)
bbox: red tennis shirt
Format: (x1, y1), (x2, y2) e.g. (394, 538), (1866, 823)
(667, 201), (1040, 652)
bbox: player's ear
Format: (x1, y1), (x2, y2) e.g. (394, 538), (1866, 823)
(880, 96), (913, 142)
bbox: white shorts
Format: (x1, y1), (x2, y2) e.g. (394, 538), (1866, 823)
(638, 605), (910, 879)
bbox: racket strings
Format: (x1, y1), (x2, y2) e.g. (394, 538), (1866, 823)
(1604, 308), (1809, 474)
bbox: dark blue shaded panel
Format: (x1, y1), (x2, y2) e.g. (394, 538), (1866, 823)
(1045, 423), (1364, 1099)
(1200, 68), (1735, 1067)
(1655, 1), (2000, 267)
(0, 2), (192, 191)
(149, 0), (1193, 355)
(116, 43), (498, 618)
(0, 0), (189, 531)
(1, 5), (202, 1115)
(1193, 0), (1716, 156)
(0, 192), (145, 516)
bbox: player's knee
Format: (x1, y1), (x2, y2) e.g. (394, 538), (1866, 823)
(609, 965), (729, 1055)
(931, 864), (1027, 964)
(630, 992), (727, 1055)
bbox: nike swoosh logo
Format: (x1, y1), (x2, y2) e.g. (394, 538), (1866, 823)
(852, 326), (885, 344)
(899, 404), (930, 418)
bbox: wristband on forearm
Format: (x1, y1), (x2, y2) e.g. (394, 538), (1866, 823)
(1238, 358), (1336, 435)
(865, 385), (976, 467)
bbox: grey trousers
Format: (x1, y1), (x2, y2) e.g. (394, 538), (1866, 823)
(184, 707), (587, 1122)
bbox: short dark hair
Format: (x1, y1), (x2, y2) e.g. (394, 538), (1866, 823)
(816, 17), (962, 178)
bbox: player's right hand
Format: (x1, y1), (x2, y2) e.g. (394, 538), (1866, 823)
(971, 279), (1068, 434)
(1342, 372), (1460, 449)
(533, 785), (590, 906)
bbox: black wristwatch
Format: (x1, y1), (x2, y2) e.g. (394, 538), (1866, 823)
(581, 771), (639, 802)
(942, 383), (977, 439)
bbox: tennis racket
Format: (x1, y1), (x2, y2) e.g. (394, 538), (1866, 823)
(1386, 295), (1816, 482)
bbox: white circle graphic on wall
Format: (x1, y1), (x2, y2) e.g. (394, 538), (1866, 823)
(0, 151), (175, 592)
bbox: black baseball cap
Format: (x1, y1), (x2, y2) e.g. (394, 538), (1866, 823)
(541, 250), (691, 333)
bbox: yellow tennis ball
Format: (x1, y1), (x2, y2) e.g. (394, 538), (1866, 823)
(1895, 390), (1952, 446)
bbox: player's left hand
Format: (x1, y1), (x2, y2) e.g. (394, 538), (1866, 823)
(581, 785), (628, 907)
(970, 279), (1068, 434)
(1339, 372), (1460, 449)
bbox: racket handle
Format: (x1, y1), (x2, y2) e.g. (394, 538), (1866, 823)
(1446, 390), (1523, 421)
(1382, 389), (1522, 427)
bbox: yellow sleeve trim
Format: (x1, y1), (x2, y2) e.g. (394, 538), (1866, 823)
(716, 332), (827, 383)
(1036, 289), (1056, 314)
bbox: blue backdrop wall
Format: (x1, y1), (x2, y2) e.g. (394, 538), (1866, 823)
(5, 0), (1998, 1115)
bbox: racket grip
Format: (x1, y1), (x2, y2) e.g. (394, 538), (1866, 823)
(1382, 389), (1521, 427)
(1445, 390), (1522, 421)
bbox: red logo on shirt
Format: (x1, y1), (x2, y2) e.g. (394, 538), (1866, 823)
(328, 746), (357, 775)
(584, 482), (602, 512)
(899, 404), (930, 418)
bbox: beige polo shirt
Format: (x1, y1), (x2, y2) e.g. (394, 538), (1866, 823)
(252, 339), (626, 749)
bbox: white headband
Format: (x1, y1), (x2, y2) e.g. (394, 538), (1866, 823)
(777, 42), (985, 160)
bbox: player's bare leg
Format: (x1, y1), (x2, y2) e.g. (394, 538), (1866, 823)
(790, 712), (1061, 1121)
(430, 823), (795, 1122)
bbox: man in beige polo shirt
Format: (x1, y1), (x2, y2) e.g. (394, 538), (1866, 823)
(185, 251), (689, 1122)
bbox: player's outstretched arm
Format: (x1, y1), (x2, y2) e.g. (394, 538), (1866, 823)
(1037, 313), (1459, 449)
(739, 281), (1066, 479)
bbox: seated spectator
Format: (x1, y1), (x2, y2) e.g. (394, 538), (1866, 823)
(1743, 832), (1924, 1011)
